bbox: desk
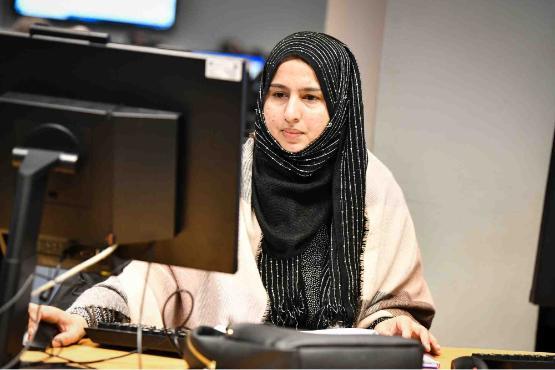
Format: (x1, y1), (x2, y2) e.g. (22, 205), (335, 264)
(21, 339), (186, 369)
(435, 347), (554, 369)
(21, 341), (549, 369)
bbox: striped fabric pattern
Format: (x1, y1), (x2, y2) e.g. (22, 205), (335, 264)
(253, 31), (368, 328)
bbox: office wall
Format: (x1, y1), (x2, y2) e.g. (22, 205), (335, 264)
(325, 0), (387, 149)
(374, 0), (555, 349)
(0, 0), (327, 52)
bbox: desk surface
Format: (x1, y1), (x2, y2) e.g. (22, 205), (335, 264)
(20, 339), (548, 369)
(21, 339), (185, 369)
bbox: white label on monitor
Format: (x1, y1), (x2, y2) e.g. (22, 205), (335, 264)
(205, 58), (242, 82)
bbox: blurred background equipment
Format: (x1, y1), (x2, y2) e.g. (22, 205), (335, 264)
(13, 0), (177, 30)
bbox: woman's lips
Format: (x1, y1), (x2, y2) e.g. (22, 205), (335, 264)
(282, 128), (302, 139)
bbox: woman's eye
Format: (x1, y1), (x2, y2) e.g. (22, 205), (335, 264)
(272, 92), (287, 99)
(304, 94), (319, 101)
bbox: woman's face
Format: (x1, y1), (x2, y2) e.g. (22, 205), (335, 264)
(263, 58), (330, 153)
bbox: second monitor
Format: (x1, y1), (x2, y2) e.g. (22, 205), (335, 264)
(0, 27), (249, 273)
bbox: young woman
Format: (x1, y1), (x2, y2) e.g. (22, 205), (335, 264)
(28, 31), (440, 354)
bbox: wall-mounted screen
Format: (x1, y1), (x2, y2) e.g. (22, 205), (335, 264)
(13, 0), (177, 30)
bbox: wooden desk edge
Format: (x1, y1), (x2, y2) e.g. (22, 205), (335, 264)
(21, 339), (186, 369)
(22, 340), (554, 369)
(434, 346), (555, 369)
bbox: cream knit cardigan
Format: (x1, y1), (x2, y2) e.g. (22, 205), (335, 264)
(68, 138), (435, 329)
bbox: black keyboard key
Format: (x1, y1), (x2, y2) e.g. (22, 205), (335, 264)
(472, 352), (555, 369)
(85, 322), (189, 356)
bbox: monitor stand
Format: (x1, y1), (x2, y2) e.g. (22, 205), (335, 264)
(0, 148), (77, 366)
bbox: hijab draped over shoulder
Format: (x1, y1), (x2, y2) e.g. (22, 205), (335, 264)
(252, 31), (368, 329)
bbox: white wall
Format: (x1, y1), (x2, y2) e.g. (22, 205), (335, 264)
(374, 0), (555, 349)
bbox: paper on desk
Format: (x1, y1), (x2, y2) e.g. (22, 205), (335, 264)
(423, 354), (440, 369)
(302, 328), (378, 335)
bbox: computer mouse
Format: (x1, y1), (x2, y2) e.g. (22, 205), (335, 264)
(451, 356), (489, 369)
(28, 321), (61, 350)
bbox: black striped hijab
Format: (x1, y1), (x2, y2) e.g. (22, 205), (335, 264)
(252, 31), (368, 328)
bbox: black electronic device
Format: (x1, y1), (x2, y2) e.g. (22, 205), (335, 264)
(85, 322), (188, 356)
(451, 355), (488, 369)
(530, 125), (555, 307)
(471, 352), (555, 369)
(0, 26), (247, 365)
(27, 322), (60, 351)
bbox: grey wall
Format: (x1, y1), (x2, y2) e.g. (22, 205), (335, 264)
(374, 0), (555, 349)
(0, 0), (327, 52)
(325, 0), (387, 149)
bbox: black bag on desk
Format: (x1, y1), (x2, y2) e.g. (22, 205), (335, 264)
(183, 323), (424, 369)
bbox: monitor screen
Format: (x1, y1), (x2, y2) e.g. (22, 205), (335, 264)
(13, 0), (177, 30)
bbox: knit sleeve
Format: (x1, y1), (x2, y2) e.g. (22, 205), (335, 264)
(356, 151), (436, 329)
(66, 276), (130, 327)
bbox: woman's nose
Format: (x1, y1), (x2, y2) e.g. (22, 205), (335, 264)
(284, 97), (301, 123)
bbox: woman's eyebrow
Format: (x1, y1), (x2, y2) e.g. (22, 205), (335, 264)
(269, 83), (322, 92)
(301, 87), (323, 92)
(269, 83), (288, 89)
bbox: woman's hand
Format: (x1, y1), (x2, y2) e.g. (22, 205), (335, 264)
(27, 303), (87, 347)
(374, 316), (441, 355)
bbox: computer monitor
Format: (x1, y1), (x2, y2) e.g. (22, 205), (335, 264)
(13, 0), (177, 30)
(530, 124), (555, 306)
(0, 26), (247, 364)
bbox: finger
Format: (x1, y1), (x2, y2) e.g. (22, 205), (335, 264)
(429, 332), (441, 355)
(27, 303), (43, 340)
(27, 319), (37, 341)
(28, 303), (41, 324)
(400, 320), (412, 339)
(377, 318), (398, 336)
(34, 305), (64, 325)
(416, 326), (431, 353)
(52, 331), (77, 348)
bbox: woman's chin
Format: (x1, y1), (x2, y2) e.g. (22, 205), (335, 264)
(279, 141), (307, 153)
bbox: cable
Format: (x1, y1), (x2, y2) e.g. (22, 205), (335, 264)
(1, 244), (118, 367)
(161, 289), (194, 357)
(39, 261), (63, 303)
(158, 265), (195, 357)
(0, 273), (35, 316)
(46, 353), (94, 369)
(1, 268), (68, 368)
(167, 266), (195, 330)
(31, 244), (118, 297)
(136, 261), (152, 370)
(1, 301), (44, 368)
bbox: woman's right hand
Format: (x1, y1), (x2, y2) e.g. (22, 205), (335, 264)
(27, 303), (87, 347)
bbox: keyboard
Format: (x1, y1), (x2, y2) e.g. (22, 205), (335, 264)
(85, 322), (189, 356)
(472, 352), (555, 369)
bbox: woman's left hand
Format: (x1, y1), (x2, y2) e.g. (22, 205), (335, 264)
(374, 316), (441, 355)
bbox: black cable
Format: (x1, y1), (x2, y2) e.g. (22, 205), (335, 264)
(0, 273), (35, 316)
(167, 266), (195, 330)
(1, 300), (44, 368)
(17, 340), (137, 369)
(66, 349), (138, 365)
(158, 265), (195, 358)
(136, 262), (152, 369)
(160, 289), (194, 357)
(49, 350), (139, 367)
(3, 279), (70, 369)
(39, 261), (63, 303)
(46, 352), (94, 369)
